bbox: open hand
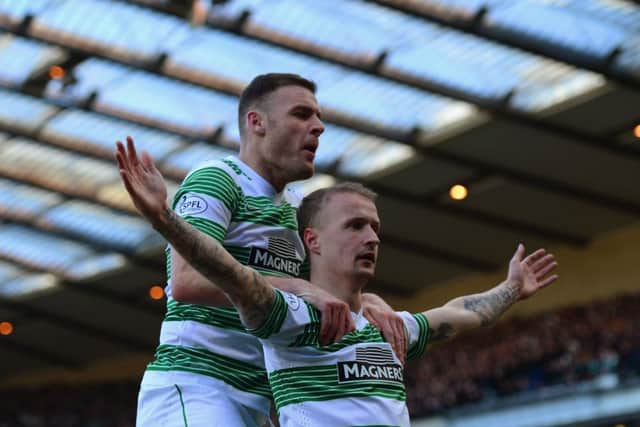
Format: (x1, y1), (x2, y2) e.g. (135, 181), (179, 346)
(301, 286), (355, 346)
(508, 244), (558, 300)
(115, 136), (168, 227)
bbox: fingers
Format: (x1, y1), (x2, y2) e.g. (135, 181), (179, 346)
(115, 140), (130, 172)
(539, 274), (559, 288)
(394, 320), (407, 365)
(386, 318), (406, 365)
(319, 305), (340, 346)
(389, 319), (408, 365)
(141, 150), (155, 174)
(319, 303), (353, 346)
(328, 307), (347, 344)
(119, 169), (136, 199)
(126, 136), (140, 168)
(523, 248), (546, 266)
(512, 243), (526, 262)
(345, 312), (355, 334)
(530, 254), (555, 272)
(318, 307), (331, 346)
(364, 308), (407, 364)
(533, 256), (558, 278)
(115, 147), (127, 172)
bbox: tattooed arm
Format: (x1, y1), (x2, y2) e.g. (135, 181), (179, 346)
(115, 137), (274, 329)
(422, 244), (558, 342)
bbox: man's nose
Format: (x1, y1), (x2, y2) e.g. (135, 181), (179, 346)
(366, 227), (380, 246)
(311, 116), (324, 137)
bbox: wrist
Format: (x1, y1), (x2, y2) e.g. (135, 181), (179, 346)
(151, 206), (174, 231)
(501, 279), (522, 302)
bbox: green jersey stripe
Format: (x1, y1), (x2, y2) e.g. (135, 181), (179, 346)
(232, 205), (298, 230)
(174, 167), (241, 212)
(183, 216), (226, 242)
(275, 387), (405, 411)
(287, 311), (385, 351)
(165, 300), (245, 331)
(318, 325), (385, 352)
(270, 364), (405, 410)
(290, 303), (320, 347)
(249, 289), (287, 339)
(147, 344), (271, 398)
(407, 313), (429, 361)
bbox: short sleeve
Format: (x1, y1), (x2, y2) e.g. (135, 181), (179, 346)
(172, 162), (242, 243)
(248, 290), (318, 346)
(398, 311), (430, 361)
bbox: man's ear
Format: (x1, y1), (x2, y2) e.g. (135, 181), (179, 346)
(247, 111), (266, 136)
(303, 227), (321, 255)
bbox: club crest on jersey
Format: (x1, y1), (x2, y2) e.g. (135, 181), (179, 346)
(248, 237), (302, 276)
(337, 346), (403, 384)
(178, 195), (207, 216)
(284, 292), (300, 311)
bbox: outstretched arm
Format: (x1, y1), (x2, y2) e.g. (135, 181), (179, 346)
(423, 244), (558, 342)
(115, 137), (274, 329)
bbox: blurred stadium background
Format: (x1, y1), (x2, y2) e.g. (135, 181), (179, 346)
(0, 0), (639, 426)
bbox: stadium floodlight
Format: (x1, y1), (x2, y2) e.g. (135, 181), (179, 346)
(0, 34), (68, 87)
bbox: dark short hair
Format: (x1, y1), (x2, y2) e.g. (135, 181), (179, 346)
(238, 73), (317, 137)
(297, 182), (378, 240)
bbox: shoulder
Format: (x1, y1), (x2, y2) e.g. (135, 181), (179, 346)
(184, 157), (241, 184)
(282, 185), (304, 208)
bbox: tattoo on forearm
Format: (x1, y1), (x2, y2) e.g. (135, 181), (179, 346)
(429, 322), (454, 341)
(462, 283), (519, 326)
(160, 208), (274, 328)
(235, 270), (275, 328)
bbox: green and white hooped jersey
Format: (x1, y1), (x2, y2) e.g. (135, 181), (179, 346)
(250, 289), (430, 427)
(146, 156), (306, 413)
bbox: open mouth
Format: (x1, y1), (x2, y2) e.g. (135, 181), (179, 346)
(356, 253), (376, 263)
(302, 142), (318, 156)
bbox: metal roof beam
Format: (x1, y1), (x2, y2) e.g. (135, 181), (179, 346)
(366, 0), (640, 91)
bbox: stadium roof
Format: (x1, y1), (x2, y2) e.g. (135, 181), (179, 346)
(0, 0), (639, 380)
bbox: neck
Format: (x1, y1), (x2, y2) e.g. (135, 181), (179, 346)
(309, 265), (368, 313)
(239, 145), (287, 192)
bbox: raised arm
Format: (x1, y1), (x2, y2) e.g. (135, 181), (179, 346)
(423, 244), (558, 342)
(115, 137), (274, 329)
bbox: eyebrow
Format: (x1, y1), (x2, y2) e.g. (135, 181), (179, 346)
(291, 104), (322, 119)
(345, 216), (380, 230)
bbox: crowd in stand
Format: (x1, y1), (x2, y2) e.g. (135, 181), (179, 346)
(0, 383), (136, 427)
(1, 292), (639, 426)
(405, 291), (640, 417)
